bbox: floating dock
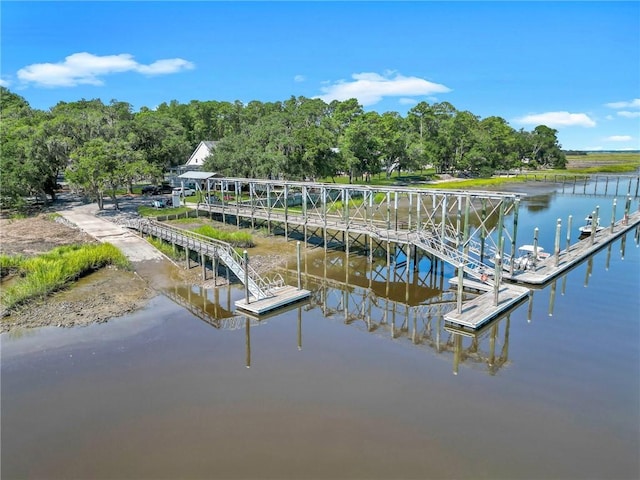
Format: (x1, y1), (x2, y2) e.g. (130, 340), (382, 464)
(445, 210), (640, 330)
(504, 210), (640, 286)
(235, 285), (311, 315)
(444, 284), (529, 329)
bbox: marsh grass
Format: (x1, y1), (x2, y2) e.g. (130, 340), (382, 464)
(192, 225), (254, 247)
(566, 164), (639, 174)
(148, 237), (184, 260)
(0, 254), (26, 278)
(0, 243), (130, 310)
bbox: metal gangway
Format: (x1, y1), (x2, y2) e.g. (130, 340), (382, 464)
(125, 218), (283, 300)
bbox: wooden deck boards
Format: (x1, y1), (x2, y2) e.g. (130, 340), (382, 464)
(444, 284), (530, 329)
(235, 285), (311, 315)
(504, 210), (640, 286)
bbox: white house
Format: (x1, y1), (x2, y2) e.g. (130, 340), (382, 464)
(185, 140), (217, 167)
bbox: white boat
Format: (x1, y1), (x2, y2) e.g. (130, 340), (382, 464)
(513, 244), (549, 271)
(578, 214), (603, 236)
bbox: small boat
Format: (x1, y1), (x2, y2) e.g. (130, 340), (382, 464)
(513, 244), (549, 271)
(579, 214), (603, 236)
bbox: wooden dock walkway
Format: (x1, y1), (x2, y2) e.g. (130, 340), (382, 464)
(125, 219), (311, 315)
(444, 209), (640, 329)
(503, 210), (640, 286)
(443, 284), (529, 330)
(235, 284), (311, 315)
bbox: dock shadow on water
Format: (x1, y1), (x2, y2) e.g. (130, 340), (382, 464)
(2, 186), (639, 480)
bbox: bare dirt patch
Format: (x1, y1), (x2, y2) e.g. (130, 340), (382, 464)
(0, 205), (294, 333)
(0, 214), (96, 256)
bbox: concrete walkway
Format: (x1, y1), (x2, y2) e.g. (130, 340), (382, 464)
(58, 203), (164, 262)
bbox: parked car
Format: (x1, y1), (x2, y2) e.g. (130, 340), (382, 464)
(142, 183), (173, 195)
(173, 187), (196, 197)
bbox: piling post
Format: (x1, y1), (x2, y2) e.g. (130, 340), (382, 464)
(243, 250), (250, 304)
(610, 198), (617, 233)
(497, 202), (505, 260)
(296, 241), (302, 290)
(186, 247), (191, 269)
(456, 195), (463, 248)
(201, 252), (207, 281)
(623, 196), (631, 225)
(493, 252), (502, 307)
(566, 215), (572, 251)
(510, 198), (519, 275)
(533, 228), (539, 268)
(554, 219), (561, 267)
(456, 262), (464, 314)
(440, 195), (447, 241)
(462, 194), (471, 259)
(590, 206), (599, 245)
(284, 184), (289, 240)
(480, 199), (487, 265)
(386, 191), (391, 230)
(394, 192), (398, 231)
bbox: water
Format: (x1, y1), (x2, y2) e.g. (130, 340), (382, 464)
(2, 182), (639, 479)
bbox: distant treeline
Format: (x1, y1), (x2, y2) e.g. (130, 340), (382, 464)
(1, 87), (565, 209)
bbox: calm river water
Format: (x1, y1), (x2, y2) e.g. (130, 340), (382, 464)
(2, 180), (639, 479)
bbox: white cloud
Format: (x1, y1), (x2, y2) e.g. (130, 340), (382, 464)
(136, 58), (194, 75)
(514, 111), (596, 128)
(399, 97), (418, 105)
(17, 52), (194, 87)
(605, 135), (633, 142)
(294, 75), (305, 82)
(316, 71), (451, 106)
(605, 115), (614, 120)
(618, 111), (640, 118)
(605, 98), (640, 109)
(0, 78), (10, 88)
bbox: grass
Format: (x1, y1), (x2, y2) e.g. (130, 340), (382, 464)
(192, 225), (254, 247)
(1, 243), (130, 310)
(148, 237), (184, 261)
(137, 205), (190, 217)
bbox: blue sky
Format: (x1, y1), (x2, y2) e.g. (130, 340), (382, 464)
(2, 1), (639, 151)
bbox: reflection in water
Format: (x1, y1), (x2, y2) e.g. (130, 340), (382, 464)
(446, 314), (511, 376)
(159, 231), (637, 375)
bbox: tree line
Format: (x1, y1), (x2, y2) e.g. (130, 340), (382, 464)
(0, 87), (566, 209)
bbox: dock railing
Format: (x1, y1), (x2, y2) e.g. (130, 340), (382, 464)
(124, 218), (282, 300)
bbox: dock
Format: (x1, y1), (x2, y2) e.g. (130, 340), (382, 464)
(448, 277), (494, 292)
(444, 284), (529, 329)
(235, 285), (311, 315)
(504, 210), (640, 286)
